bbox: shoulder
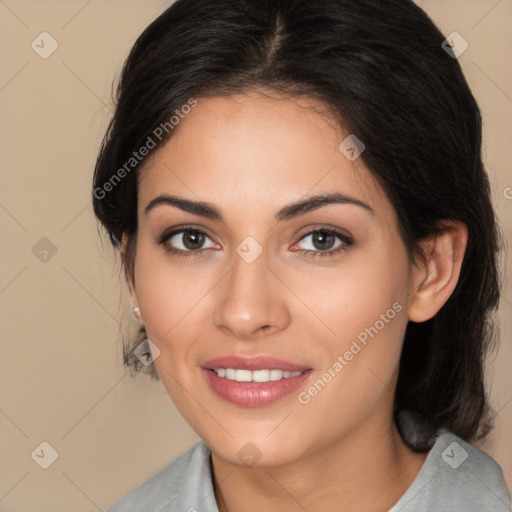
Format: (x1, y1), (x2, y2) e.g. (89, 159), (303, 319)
(427, 431), (511, 510)
(392, 411), (511, 511)
(106, 440), (218, 512)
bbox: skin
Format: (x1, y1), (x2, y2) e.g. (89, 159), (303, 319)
(125, 89), (468, 511)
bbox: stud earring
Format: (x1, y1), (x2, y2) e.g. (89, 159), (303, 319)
(131, 306), (141, 321)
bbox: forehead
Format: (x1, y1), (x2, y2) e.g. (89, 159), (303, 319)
(137, 91), (395, 227)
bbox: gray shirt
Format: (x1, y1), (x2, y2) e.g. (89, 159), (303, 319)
(107, 410), (511, 511)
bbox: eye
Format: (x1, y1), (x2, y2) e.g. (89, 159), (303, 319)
(292, 227), (353, 259)
(155, 225), (353, 259)
(155, 226), (218, 258)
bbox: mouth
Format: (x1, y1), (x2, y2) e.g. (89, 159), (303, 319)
(201, 355), (313, 407)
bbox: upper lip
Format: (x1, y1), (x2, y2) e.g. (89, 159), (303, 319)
(201, 355), (311, 372)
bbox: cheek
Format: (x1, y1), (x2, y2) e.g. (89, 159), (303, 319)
(291, 244), (410, 399)
(131, 249), (190, 388)
(294, 301), (407, 450)
(135, 229), (411, 355)
(283, 240), (410, 338)
(134, 243), (203, 335)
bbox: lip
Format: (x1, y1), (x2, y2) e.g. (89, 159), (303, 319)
(201, 355), (311, 372)
(201, 355), (313, 407)
(202, 368), (313, 407)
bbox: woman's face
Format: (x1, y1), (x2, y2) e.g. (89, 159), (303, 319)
(130, 90), (418, 466)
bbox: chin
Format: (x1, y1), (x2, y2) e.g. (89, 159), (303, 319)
(205, 426), (308, 469)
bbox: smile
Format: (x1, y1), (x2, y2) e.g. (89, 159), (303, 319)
(203, 367), (313, 407)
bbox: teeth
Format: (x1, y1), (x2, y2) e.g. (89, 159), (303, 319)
(253, 369), (270, 382)
(270, 369), (283, 381)
(213, 368), (303, 382)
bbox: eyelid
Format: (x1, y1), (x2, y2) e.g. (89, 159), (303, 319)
(295, 224), (353, 242)
(155, 224), (219, 247)
(291, 226), (353, 252)
(155, 224), (353, 257)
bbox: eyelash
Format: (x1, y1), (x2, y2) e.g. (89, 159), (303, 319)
(155, 225), (353, 259)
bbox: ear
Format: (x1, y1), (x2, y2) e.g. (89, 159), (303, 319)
(121, 234), (143, 323)
(408, 220), (468, 322)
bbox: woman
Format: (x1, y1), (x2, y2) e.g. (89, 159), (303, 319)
(92, 0), (511, 510)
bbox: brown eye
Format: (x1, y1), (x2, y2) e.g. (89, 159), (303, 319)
(294, 228), (353, 259)
(179, 230), (206, 250)
(156, 226), (219, 257)
(308, 230), (337, 251)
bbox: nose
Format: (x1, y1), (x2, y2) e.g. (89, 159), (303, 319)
(212, 247), (291, 340)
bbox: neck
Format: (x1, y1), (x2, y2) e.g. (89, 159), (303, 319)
(211, 410), (428, 512)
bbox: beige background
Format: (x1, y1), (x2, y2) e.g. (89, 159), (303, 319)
(0, 0), (511, 510)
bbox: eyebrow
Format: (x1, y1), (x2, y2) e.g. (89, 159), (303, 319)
(144, 192), (374, 222)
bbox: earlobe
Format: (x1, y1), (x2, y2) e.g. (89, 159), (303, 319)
(128, 286), (144, 324)
(408, 221), (468, 323)
(130, 305), (142, 322)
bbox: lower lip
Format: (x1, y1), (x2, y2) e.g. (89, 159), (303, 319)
(202, 368), (313, 407)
